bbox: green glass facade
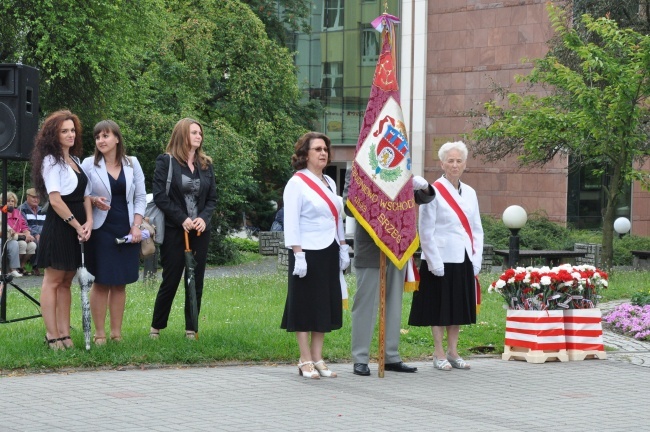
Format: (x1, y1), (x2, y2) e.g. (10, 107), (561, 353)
(292, 0), (401, 146)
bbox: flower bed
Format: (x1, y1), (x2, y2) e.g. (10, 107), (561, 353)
(488, 264), (608, 310)
(603, 304), (650, 340)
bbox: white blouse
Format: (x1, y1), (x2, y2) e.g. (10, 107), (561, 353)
(283, 168), (345, 250)
(42, 155), (92, 197)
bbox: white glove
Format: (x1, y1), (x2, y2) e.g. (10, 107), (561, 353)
(339, 244), (350, 271)
(412, 175), (429, 190)
(293, 252), (307, 278)
(427, 261), (444, 277)
(473, 265), (481, 276)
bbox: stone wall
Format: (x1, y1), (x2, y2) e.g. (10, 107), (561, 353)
(278, 247), (289, 273)
(482, 244), (494, 272)
(259, 231), (284, 256)
(574, 243), (602, 267)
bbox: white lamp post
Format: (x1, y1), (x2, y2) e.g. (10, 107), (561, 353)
(614, 217), (631, 239)
(503, 205), (528, 268)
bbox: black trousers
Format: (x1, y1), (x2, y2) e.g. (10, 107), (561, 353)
(151, 225), (211, 332)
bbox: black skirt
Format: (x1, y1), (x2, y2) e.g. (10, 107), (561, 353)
(38, 165), (88, 272)
(408, 252), (476, 327)
(281, 240), (342, 333)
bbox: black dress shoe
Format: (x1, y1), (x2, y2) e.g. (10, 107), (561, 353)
(384, 361), (418, 373)
(353, 363), (370, 376)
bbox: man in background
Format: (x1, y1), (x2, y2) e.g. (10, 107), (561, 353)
(19, 188), (46, 276)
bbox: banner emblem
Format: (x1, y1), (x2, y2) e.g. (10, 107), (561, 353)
(356, 97), (412, 201)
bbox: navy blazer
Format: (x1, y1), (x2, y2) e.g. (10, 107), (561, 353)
(152, 154), (218, 229)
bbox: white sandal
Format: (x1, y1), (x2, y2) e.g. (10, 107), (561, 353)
(314, 360), (337, 378)
(297, 360), (320, 379)
(433, 356), (452, 371)
(446, 353), (470, 369)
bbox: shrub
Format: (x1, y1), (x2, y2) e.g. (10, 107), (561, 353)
(613, 235), (650, 266)
(227, 237), (259, 253)
(481, 214), (511, 249)
(631, 288), (650, 306)
(482, 211), (574, 250)
(482, 212), (650, 266)
(206, 229), (239, 265)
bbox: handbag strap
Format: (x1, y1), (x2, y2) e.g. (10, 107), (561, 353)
(294, 172), (338, 221)
(165, 154), (173, 195)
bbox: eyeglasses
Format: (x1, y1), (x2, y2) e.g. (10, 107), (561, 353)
(309, 147), (328, 153)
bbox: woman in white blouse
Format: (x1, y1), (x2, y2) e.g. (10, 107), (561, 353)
(31, 110), (93, 350)
(409, 141), (483, 371)
(281, 132), (349, 379)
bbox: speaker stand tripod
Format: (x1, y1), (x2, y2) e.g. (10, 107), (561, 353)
(0, 158), (42, 323)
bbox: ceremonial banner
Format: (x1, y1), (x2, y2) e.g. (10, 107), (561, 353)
(346, 14), (418, 269)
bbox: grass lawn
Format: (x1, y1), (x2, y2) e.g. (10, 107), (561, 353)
(1, 265), (647, 373)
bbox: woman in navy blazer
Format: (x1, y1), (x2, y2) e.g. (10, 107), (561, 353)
(149, 118), (217, 340)
(82, 120), (146, 344)
(281, 132), (349, 379)
(409, 141), (484, 371)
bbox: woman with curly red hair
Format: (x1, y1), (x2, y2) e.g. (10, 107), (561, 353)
(31, 110), (93, 350)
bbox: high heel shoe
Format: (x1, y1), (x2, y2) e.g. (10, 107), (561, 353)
(314, 360), (337, 378)
(297, 360), (320, 379)
(58, 335), (74, 349)
(45, 335), (63, 351)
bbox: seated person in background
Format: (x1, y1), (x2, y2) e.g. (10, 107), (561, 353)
(1, 192), (37, 276)
(19, 188), (46, 276)
(271, 206), (284, 232)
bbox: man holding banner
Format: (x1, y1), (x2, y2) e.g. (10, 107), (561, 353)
(344, 13), (433, 376)
(343, 170), (433, 376)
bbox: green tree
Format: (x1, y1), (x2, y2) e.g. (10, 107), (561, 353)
(470, 4), (650, 267)
(0, 0), (162, 197)
(119, 0), (309, 228)
(1, 0), (315, 257)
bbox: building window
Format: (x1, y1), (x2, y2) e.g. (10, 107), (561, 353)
(361, 27), (380, 66)
(567, 161), (632, 229)
(323, 0), (344, 30)
(321, 62), (343, 98)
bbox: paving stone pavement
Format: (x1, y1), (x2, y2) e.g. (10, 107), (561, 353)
(2, 357), (650, 432)
(3, 262), (650, 431)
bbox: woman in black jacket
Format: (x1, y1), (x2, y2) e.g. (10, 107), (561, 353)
(149, 118), (218, 340)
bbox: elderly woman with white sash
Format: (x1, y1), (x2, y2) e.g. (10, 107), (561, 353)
(408, 140), (483, 371)
(280, 132), (349, 380)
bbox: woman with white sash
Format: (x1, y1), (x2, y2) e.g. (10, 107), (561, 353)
(408, 141), (483, 371)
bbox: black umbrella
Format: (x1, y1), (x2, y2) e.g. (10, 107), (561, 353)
(184, 231), (199, 339)
(76, 241), (94, 350)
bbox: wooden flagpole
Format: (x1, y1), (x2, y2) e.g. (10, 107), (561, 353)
(378, 250), (387, 378)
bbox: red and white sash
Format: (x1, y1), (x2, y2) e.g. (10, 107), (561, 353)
(294, 172), (338, 221)
(433, 180), (481, 312)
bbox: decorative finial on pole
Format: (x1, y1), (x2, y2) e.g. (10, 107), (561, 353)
(384, 0), (388, 14)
